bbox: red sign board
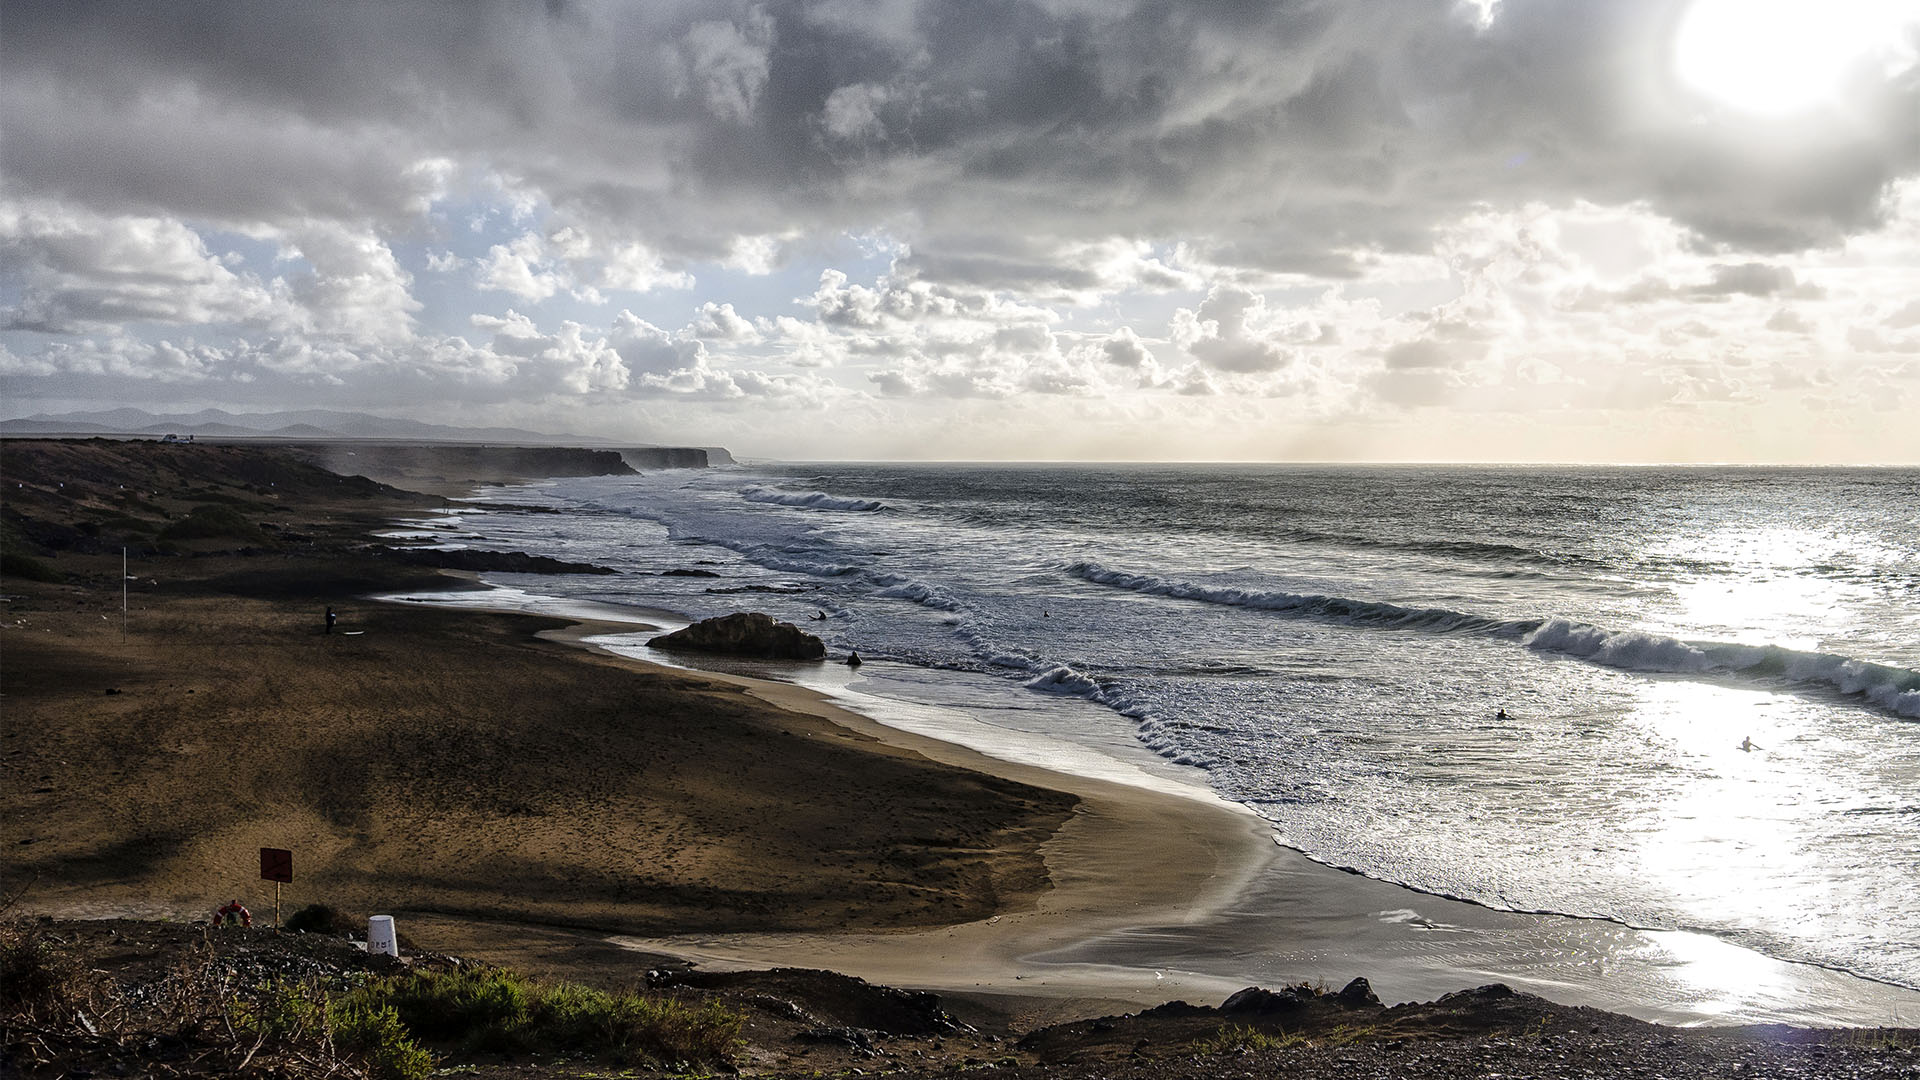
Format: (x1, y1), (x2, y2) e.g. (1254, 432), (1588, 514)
(260, 847), (293, 883)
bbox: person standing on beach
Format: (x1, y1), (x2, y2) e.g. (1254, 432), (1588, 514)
(325, 606), (337, 634)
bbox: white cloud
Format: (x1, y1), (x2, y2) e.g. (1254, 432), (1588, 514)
(0, 201), (277, 332)
(1173, 288), (1296, 374)
(601, 241), (695, 293)
(279, 221), (419, 344)
(723, 233), (784, 274)
(478, 231), (565, 301)
(690, 301), (760, 341)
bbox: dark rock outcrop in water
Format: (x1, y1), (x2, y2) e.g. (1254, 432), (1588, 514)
(367, 545), (618, 575)
(649, 612), (827, 660)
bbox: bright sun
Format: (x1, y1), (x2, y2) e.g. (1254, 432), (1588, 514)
(1673, 0), (1919, 115)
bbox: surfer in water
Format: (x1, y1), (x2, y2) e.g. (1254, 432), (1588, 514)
(1739, 736), (1760, 752)
(1495, 708), (1509, 720)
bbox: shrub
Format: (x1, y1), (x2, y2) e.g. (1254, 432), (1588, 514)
(344, 967), (741, 1066)
(330, 998), (436, 1080)
(234, 979), (433, 1080)
(283, 903), (357, 936)
(231, 980), (327, 1042)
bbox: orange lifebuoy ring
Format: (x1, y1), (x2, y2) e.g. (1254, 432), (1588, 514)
(213, 900), (252, 927)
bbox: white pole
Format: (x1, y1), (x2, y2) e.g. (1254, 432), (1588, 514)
(122, 547), (127, 638)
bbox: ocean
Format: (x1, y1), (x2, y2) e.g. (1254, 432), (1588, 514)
(390, 463), (1920, 997)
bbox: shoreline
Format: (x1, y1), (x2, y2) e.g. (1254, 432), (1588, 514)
(6, 439), (1913, 1042)
(403, 593), (1920, 1029)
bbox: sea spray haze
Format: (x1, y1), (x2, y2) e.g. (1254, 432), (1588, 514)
(429, 464), (1920, 989)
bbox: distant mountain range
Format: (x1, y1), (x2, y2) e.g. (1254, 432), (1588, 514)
(0, 408), (618, 446)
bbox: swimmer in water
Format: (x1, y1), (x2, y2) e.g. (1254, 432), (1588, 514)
(1739, 737), (1759, 752)
(1495, 708), (1509, 720)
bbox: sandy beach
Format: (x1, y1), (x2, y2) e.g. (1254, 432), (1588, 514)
(2, 441), (1073, 941)
(6, 438), (1919, 1040)
(412, 613), (1919, 1030)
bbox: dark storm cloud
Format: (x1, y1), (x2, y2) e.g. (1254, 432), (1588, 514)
(3, 0), (1917, 274)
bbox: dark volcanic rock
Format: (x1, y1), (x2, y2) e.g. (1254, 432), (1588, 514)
(650, 967), (966, 1034)
(1221, 985), (1315, 1014)
(1435, 983), (1517, 1007)
(661, 567), (722, 577)
(795, 1026), (879, 1055)
(648, 612), (827, 660)
(367, 545), (618, 575)
(1336, 976), (1382, 1007)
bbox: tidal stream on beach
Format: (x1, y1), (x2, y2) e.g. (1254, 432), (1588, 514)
(382, 464), (1920, 1022)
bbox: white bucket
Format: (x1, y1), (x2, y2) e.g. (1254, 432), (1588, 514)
(367, 915), (399, 957)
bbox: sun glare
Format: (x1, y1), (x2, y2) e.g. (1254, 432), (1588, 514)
(1673, 0), (1919, 115)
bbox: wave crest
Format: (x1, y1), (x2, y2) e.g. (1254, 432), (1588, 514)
(741, 485), (884, 511)
(1068, 561), (1920, 718)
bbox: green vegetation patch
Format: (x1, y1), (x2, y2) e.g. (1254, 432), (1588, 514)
(231, 966), (739, 1078)
(350, 966), (742, 1066)
(235, 980), (434, 1080)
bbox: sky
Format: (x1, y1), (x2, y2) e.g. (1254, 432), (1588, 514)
(3, 0), (1918, 463)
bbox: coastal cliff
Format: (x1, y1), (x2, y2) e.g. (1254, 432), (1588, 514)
(273, 440), (726, 492)
(621, 446), (710, 469)
(289, 442), (635, 487)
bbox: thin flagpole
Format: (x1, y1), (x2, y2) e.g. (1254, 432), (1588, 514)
(122, 547), (127, 639)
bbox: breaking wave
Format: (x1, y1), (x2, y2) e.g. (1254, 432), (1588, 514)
(1066, 561), (1920, 718)
(1522, 618), (1920, 718)
(741, 485), (884, 511)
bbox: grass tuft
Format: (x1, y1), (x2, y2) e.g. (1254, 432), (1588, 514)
(1191, 1024), (1309, 1054)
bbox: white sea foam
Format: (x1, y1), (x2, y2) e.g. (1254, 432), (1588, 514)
(1024, 664), (1103, 695)
(1521, 618), (1713, 672)
(872, 576), (965, 611)
(741, 485), (884, 511)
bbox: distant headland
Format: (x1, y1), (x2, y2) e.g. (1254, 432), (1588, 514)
(0, 406), (732, 491)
